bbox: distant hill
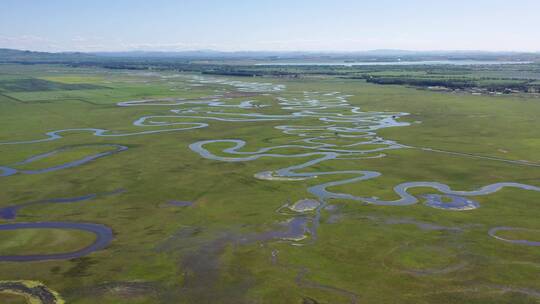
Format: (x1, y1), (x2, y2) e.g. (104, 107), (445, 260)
(91, 49), (540, 60)
(1, 48), (539, 63)
(0, 48), (96, 63)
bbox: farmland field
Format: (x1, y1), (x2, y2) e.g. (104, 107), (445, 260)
(0, 63), (539, 304)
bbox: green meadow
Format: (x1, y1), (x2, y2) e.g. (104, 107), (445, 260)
(0, 64), (538, 304)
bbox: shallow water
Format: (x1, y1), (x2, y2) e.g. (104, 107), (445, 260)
(167, 200), (194, 207)
(422, 194), (479, 210)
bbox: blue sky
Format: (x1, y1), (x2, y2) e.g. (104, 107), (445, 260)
(1, 0), (539, 52)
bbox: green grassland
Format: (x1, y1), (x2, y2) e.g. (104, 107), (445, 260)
(0, 293), (26, 304)
(495, 229), (540, 242)
(0, 229), (96, 256)
(0, 64), (538, 303)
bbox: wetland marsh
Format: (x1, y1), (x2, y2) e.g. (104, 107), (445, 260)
(0, 63), (539, 303)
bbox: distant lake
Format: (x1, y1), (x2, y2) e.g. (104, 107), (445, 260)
(255, 60), (532, 66)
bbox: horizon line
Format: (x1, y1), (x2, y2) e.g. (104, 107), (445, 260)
(3, 47), (540, 54)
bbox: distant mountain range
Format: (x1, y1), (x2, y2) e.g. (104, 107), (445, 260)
(0, 48), (96, 62)
(1, 48), (539, 63)
(91, 49), (540, 59)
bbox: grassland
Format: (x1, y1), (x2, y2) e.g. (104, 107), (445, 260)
(0, 63), (538, 304)
(0, 229), (96, 256)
